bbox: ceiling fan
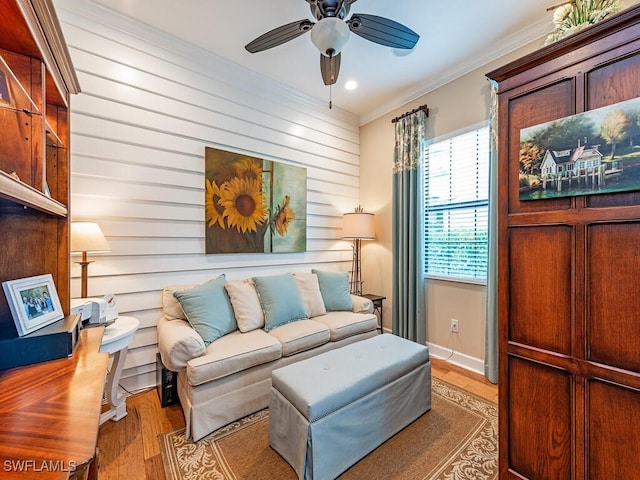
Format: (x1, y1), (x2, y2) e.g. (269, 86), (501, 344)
(245, 0), (420, 87)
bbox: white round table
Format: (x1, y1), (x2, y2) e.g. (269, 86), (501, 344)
(99, 315), (139, 425)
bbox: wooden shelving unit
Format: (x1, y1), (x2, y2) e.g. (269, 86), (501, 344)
(0, 0), (79, 333)
(0, 170), (67, 216)
(0, 5), (108, 480)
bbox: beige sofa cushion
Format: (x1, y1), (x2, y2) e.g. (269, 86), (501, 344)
(187, 329), (281, 386)
(163, 285), (197, 321)
(293, 273), (327, 318)
(225, 279), (265, 332)
(267, 319), (330, 356)
(313, 311), (378, 341)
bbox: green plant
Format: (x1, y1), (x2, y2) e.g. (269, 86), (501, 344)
(545, 0), (621, 45)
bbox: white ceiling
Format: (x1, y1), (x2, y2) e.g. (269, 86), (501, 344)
(88, 0), (561, 122)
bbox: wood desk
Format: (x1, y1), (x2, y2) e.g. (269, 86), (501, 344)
(0, 327), (108, 479)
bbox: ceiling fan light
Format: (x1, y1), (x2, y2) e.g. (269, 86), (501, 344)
(311, 17), (350, 56)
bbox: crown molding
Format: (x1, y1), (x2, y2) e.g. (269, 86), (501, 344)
(359, 16), (552, 126)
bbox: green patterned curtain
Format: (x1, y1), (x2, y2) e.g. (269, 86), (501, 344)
(485, 80), (499, 384)
(392, 111), (426, 344)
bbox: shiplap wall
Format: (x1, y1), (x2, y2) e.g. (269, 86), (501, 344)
(56, 0), (361, 393)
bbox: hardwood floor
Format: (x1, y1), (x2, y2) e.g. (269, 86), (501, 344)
(96, 357), (497, 479)
(430, 357), (498, 403)
(96, 387), (184, 480)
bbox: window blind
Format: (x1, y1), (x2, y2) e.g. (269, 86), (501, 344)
(423, 125), (489, 282)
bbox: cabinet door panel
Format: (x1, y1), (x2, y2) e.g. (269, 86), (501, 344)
(588, 380), (640, 479)
(587, 52), (640, 110)
(508, 357), (572, 479)
(586, 52), (640, 209)
(509, 226), (573, 354)
(507, 80), (573, 214)
(587, 222), (640, 372)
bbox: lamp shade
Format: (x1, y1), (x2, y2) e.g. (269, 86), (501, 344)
(342, 212), (375, 240)
(70, 222), (111, 254)
(310, 17), (350, 56)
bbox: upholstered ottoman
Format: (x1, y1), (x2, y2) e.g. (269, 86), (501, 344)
(269, 334), (431, 480)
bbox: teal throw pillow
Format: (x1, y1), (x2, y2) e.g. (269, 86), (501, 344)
(312, 269), (353, 311)
(253, 274), (308, 332)
(173, 275), (237, 346)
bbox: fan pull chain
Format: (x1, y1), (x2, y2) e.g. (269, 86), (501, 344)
(329, 84), (333, 109)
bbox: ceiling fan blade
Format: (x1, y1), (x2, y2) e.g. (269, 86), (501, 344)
(347, 13), (419, 49)
(245, 19), (314, 53)
(320, 53), (341, 86)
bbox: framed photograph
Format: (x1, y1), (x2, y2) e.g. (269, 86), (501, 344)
(2, 274), (64, 336)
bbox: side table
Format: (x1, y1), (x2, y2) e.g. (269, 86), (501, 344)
(99, 315), (139, 425)
(361, 294), (386, 333)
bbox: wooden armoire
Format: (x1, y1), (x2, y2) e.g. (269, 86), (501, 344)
(487, 5), (640, 479)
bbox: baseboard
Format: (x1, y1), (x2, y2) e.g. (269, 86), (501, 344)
(426, 342), (485, 377)
(380, 327), (486, 377)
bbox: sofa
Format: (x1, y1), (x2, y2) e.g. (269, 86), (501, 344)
(157, 270), (379, 441)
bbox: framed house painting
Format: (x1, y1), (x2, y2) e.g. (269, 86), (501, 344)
(519, 96), (640, 200)
(204, 147), (307, 254)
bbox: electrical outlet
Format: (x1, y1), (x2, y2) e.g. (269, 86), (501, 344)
(450, 319), (459, 333)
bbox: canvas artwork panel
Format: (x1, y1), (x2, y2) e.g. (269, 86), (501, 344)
(519, 96), (640, 200)
(205, 147), (307, 254)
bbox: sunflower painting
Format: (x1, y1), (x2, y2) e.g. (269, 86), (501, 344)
(204, 147), (307, 254)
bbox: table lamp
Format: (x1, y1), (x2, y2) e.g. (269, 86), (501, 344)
(341, 207), (376, 295)
(70, 222), (111, 298)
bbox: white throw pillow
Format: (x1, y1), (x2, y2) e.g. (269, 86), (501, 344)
(293, 273), (327, 318)
(225, 279), (265, 332)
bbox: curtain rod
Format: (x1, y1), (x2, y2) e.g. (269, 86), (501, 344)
(391, 104), (429, 124)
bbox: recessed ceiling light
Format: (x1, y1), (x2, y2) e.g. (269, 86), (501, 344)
(345, 80), (358, 91)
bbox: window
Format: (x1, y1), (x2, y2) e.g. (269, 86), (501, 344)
(423, 124), (489, 283)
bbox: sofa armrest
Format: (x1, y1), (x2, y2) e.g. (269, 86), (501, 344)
(351, 294), (374, 314)
(157, 316), (206, 371)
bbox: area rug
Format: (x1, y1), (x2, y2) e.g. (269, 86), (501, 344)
(159, 378), (497, 480)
